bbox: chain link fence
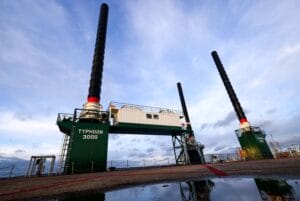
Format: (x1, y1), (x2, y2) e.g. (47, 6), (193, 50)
(204, 153), (242, 163)
(107, 158), (173, 169)
(2, 151), (300, 178)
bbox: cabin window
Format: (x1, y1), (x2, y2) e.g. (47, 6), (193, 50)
(153, 114), (159, 119)
(146, 113), (152, 119)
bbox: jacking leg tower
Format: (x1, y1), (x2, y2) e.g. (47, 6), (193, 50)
(175, 82), (205, 164)
(211, 51), (273, 160)
(57, 3), (109, 174)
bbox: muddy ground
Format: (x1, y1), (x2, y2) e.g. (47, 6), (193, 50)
(0, 157), (300, 201)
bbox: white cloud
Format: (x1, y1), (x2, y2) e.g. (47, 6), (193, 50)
(0, 0), (300, 163)
(107, 134), (174, 161)
(0, 111), (56, 135)
(0, 110), (61, 159)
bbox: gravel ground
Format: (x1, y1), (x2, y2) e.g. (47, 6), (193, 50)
(0, 157), (299, 201)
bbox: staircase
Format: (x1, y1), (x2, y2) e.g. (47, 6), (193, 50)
(58, 134), (70, 174)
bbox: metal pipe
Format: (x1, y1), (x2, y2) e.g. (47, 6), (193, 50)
(49, 156), (55, 176)
(211, 51), (248, 124)
(87, 3), (109, 103)
(182, 136), (190, 165)
(25, 156), (33, 177)
(177, 82), (193, 131)
(9, 165), (15, 178)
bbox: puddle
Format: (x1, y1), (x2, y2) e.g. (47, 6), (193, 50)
(38, 177), (300, 201)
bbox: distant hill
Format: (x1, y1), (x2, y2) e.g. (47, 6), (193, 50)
(0, 156), (28, 178)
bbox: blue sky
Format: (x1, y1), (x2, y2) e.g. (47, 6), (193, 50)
(0, 0), (300, 161)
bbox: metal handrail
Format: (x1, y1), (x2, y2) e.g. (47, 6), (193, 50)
(109, 101), (183, 116)
(57, 113), (73, 122)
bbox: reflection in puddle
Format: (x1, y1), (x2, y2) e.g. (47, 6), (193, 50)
(255, 179), (295, 201)
(56, 177), (299, 201)
(180, 178), (297, 201)
(180, 180), (214, 201)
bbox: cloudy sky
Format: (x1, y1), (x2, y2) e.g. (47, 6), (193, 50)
(0, 0), (300, 162)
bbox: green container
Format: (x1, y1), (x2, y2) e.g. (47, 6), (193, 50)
(235, 127), (273, 160)
(58, 117), (109, 174)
